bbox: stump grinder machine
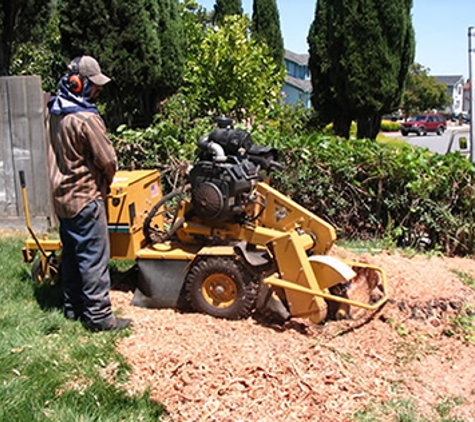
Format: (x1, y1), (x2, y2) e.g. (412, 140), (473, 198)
(21, 118), (388, 324)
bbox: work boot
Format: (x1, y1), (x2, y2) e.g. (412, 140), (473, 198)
(83, 316), (132, 332)
(64, 310), (81, 321)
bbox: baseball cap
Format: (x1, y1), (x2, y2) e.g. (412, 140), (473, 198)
(71, 56), (111, 86)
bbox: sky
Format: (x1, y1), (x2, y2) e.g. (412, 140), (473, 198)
(197, 0), (475, 80)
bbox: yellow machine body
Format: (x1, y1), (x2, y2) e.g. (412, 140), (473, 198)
(21, 158), (388, 324)
(107, 169), (162, 259)
(124, 173), (388, 323)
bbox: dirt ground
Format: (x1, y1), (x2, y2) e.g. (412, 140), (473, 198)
(110, 247), (475, 422)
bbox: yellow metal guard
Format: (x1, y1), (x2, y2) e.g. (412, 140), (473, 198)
(19, 170), (61, 282)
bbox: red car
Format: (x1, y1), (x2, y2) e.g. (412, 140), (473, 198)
(400, 114), (447, 136)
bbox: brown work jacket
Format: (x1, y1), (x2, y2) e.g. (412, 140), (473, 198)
(47, 111), (118, 218)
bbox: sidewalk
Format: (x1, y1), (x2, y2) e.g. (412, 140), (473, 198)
(447, 120), (470, 129)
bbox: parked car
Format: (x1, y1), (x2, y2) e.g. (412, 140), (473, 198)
(382, 110), (403, 121)
(400, 114), (447, 136)
(450, 112), (470, 124)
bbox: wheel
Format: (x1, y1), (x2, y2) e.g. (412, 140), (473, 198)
(418, 126), (427, 136)
(436, 126), (445, 135)
(143, 184), (190, 244)
(185, 257), (258, 320)
(401, 130), (408, 136)
(31, 254), (60, 285)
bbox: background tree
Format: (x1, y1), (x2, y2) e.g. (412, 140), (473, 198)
(180, 0), (211, 60)
(308, 0), (415, 139)
(0, 0), (52, 75)
(9, 8), (64, 93)
(251, 0), (284, 70)
(214, 0), (242, 25)
(156, 0), (185, 101)
(181, 15), (285, 122)
(59, 0), (184, 129)
(401, 63), (450, 117)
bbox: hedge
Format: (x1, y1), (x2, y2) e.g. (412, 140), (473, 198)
(111, 121), (475, 256)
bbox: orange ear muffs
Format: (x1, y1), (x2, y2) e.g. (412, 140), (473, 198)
(69, 74), (83, 93)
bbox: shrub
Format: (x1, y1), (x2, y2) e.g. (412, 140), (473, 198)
(110, 117), (212, 191)
(322, 121), (358, 138)
(271, 135), (475, 256)
(111, 118), (475, 256)
(380, 119), (401, 132)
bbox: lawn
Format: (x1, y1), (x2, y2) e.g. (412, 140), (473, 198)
(0, 234), (165, 421)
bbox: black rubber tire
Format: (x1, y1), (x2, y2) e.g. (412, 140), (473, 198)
(185, 257), (258, 320)
(143, 185), (190, 244)
(31, 255), (60, 285)
(436, 126), (445, 135)
(31, 257), (43, 282)
(419, 126), (427, 136)
(401, 130), (408, 136)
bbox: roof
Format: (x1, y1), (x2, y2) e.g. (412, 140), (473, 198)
(285, 75), (312, 93)
(284, 50), (309, 67)
(435, 75), (464, 86)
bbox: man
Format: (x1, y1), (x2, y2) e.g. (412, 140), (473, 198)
(47, 55), (130, 331)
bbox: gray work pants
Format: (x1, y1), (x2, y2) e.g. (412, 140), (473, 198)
(59, 200), (114, 327)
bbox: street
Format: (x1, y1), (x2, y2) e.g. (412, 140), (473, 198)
(385, 124), (471, 155)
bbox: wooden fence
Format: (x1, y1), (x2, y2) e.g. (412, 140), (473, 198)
(0, 76), (53, 231)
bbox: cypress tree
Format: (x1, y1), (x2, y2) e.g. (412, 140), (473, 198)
(308, 0), (415, 139)
(251, 0), (284, 69)
(214, 0), (242, 25)
(59, 0), (184, 128)
(156, 0), (185, 99)
(0, 0), (52, 75)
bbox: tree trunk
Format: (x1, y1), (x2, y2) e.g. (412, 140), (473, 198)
(357, 114), (382, 140)
(333, 114), (352, 138)
(0, 43), (8, 76)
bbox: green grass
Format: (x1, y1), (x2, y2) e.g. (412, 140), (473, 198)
(353, 398), (426, 422)
(376, 132), (407, 148)
(335, 238), (385, 254)
(445, 304), (475, 343)
(435, 396), (465, 421)
(0, 235), (165, 421)
(446, 271), (475, 343)
(353, 396), (466, 422)
(451, 269), (475, 290)
(393, 338), (438, 365)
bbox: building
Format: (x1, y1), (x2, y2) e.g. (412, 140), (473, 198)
(435, 75), (464, 115)
(282, 50), (312, 108)
(282, 50), (467, 115)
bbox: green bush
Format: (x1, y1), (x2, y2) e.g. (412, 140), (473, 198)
(322, 121), (358, 138)
(270, 135), (475, 256)
(315, 119), (401, 134)
(110, 116), (213, 191)
(111, 117), (475, 256)
(380, 119), (401, 132)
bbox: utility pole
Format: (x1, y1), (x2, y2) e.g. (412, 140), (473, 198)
(469, 27), (475, 162)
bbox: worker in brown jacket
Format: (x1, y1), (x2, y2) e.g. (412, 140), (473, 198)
(47, 56), (131, 331)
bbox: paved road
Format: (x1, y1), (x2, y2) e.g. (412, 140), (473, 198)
(385, 124), (471, 155)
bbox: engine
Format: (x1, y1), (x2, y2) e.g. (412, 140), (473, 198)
(189, 119), (279, 223)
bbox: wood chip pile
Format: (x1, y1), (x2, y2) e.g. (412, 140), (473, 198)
(111, 249), (475, 421)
